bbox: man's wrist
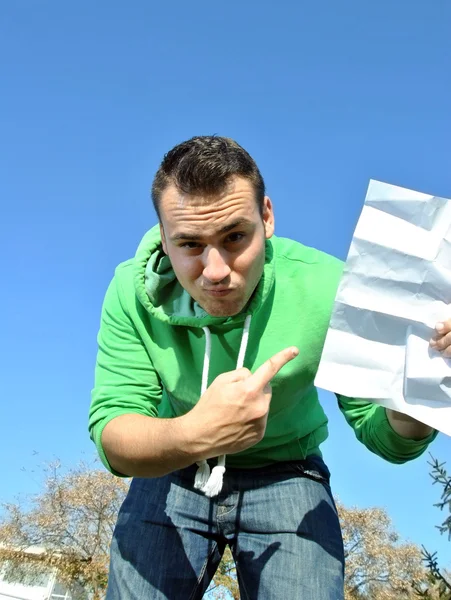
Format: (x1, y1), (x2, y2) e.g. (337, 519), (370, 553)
(385, 408), (434, 440)
(176, 413), (210, 463)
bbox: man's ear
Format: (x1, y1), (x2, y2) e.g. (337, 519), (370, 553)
(262, 196), (275, 239)
(159, 223), (168, 254)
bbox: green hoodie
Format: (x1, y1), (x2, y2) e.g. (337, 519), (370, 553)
(89, 226), (435, 475)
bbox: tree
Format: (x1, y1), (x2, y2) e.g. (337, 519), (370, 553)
(339, 501), (425, 599)
(207, 546), (240, 600)
(0, 460), (129, 599)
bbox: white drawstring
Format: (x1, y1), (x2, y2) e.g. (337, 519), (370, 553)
(194, 315), (252, 497)
(201, 326), (212, 395)
(193, 326), (212, 490)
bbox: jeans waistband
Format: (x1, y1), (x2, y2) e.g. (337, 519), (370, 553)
(178, 455), (331, 485)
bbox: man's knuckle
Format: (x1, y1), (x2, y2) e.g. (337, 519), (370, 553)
(255, 408), (267, 421)
(239, 367), (252, 377)
(266, 357), (279, 376)
(268, 356), (277, 368)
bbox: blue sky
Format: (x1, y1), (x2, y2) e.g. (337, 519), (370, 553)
(1, 0), (450, 566)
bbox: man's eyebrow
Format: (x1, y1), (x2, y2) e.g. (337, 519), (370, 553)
(170, 218), (253, 242)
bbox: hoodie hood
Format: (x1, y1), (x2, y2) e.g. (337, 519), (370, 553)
(133, 224), (275, 328)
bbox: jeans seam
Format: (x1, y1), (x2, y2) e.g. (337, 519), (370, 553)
(188, 542), (218, 600)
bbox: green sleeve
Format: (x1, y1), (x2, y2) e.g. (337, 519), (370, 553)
(337, 394), (438, 464)
(89, 274), (162, 475)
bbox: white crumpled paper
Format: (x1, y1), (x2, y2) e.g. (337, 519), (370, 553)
(315, 179), (451, 436)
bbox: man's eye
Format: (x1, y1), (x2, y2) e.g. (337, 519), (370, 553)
(181, 242), (201, 249)
(227, 232), (245, 243)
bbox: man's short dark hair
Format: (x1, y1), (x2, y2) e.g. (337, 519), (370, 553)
(151, 136), (266, 219)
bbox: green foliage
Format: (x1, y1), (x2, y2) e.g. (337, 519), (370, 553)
(428, 457), (451, 540)
(412, 456), (451, 599)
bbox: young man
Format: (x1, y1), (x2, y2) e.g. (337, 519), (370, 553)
(89, 136), (441, 599)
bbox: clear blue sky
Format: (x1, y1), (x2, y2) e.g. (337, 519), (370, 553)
(1, 0), (450, 566)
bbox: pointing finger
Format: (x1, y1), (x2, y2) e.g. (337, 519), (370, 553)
(251, 347), (299, 390)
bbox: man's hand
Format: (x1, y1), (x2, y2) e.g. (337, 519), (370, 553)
(385, 319), (445, 441)
(182, 346), (299, 461)
(102, 346), (298, 478)
(429, 319), (451, 357)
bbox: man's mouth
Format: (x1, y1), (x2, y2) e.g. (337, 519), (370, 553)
(203, 288), (234, 297)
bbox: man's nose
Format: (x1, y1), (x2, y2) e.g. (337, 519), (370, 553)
(202, 247), (232, 283)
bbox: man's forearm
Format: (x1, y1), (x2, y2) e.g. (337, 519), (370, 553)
(385, 408), (434, 440)
(101, 413), (202, 478)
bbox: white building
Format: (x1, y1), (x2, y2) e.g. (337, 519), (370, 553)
(0, 548), (90, 600)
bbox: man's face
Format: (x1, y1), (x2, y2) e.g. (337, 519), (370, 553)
(159, 176), (274, 317)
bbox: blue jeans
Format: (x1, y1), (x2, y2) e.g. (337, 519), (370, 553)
(107, 456), (344, 599)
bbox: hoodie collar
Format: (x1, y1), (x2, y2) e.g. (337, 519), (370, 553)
(133, 224), (275, 328)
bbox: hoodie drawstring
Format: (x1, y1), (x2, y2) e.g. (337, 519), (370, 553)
(192, 326), (213, 491)
(194, 315), (252, 498)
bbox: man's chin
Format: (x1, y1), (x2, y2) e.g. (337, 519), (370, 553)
(200, 299), (244, 318)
